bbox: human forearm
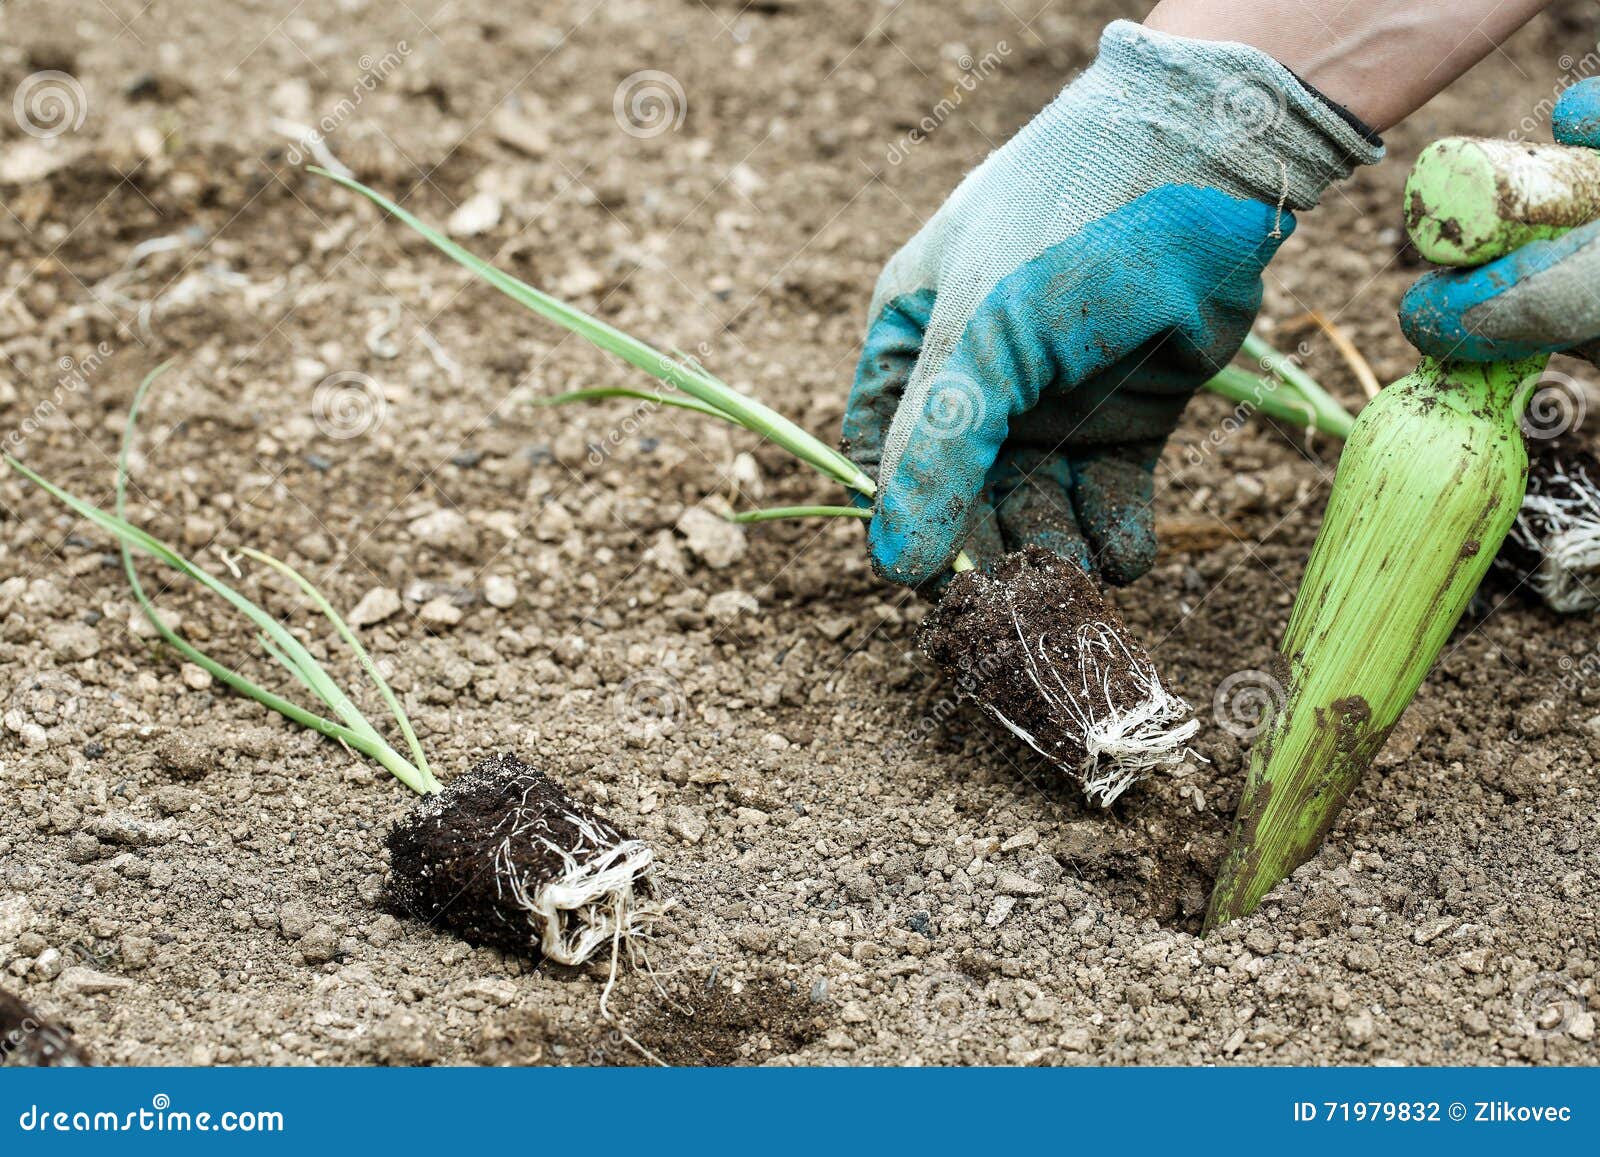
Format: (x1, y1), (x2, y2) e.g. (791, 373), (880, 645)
(1145, 0), (1554, 131)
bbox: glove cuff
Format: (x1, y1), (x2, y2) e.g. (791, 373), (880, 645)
(1088, 20), (1384, 211)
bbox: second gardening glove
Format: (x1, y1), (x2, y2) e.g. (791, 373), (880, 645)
(1401, 78), (1600, 363)
(844, 20), (1381, 589)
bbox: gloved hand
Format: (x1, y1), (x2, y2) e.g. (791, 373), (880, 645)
(844, 21), (1381, 589)
(1401, 78), (1600, 363)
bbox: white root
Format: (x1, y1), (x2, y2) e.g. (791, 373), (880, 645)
(990, 599), (1198, 808)
(490, 780), (670, 967)
(1512, 456), (1600, 613)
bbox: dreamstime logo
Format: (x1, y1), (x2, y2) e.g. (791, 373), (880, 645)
(1510, 641), (1600, 743)
(1212, 73), (1285, 142)
(1509, 44), (1600, 141)
(583, 344), (715, 464)
(911, 970), (989, 1043)
(310, 968), (391, 1043)
(1512, 971), (1587, 1038)
(281, 41), (410, 167)
(1213, 668), (1284, 739)
(1184, 339), (1319, 467)
(1515, 369), (1586, 441)
(613, 71), (687, 138)
(312, 371), (387, 439)
(884, 42), (1011, 165)
(613, 668), (685, 740)
(921, 372), (986, 441)
(4, 341), (117, 454)
(13, 70), (88, 138)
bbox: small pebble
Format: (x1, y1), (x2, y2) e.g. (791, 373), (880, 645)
(419, 598), (463, 627)
(348, 587), (402, 627)
(483, 575), (518, 609)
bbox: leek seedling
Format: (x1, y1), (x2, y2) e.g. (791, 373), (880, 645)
(5, 367), (663, 967)
(314, 169), (1199, 805)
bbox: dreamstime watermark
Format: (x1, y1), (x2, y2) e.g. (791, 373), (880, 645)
(1509, 44), (1600, 141)
(583, 343), (714, 465)
(920, 371), (987, 441)
(885, 43), (1011, 165)
(1515, 368), (1587, 442)
(3, 342), (116, 455)
(311, 370), (387, 439)
(310, 968), (391, 1044)
(1213, 668), (1285, 739)
(281, 41), (411, 166)
(13, 70), (87, 138)
(613, 70), (687, 138)
(1183, 339), (1318, 468)
(16, 1095), (283, 1134)
(1508, 637), (1600, 743)
(911, 970), (990, 1043)
(1512, 970), (1588, 1038)
(1212, 71), (1287, 143)
(613, 667), (685, 741)
(4, 670), (86, 752)
(884, 647), (1009, 759)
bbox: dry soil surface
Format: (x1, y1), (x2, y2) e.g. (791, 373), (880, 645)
(0, 0), (1597, 1065)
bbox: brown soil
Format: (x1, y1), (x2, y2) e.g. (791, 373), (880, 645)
(0, 0), (1596, 1066)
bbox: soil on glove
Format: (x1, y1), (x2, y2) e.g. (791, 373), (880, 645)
(386, 752), (644, 957)
(1, 0), (1596, 1066)
(917, 546), (1150, 770)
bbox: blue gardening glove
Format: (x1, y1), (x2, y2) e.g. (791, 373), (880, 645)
(1401, 78), (1600, 363)
(844, 21), (1381, 589)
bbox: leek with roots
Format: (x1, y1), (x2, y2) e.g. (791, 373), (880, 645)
(5, 367), (665, 969)
(313, 168), (1209, 805)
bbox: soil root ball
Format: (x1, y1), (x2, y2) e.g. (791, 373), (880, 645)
(917, 547), (1197, 805)
(1497, 444), (1600, 613)
(386, 753), (665, 964)
(1, 989), (88, 1067)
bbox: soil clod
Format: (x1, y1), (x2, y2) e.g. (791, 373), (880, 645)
(917, 547), (1197, 804)
(386, 753), (664, 965)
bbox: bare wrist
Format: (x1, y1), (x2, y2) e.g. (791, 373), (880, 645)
(1144, 0), (1551, 131)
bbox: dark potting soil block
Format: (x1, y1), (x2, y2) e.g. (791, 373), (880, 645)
(1496, 443), (1600, 613)
(917, 546), (1196, 805)
(386, 752), (662, 964)
(1, 989), (87, 1067)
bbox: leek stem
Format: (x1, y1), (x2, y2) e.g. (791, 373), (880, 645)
(727, 505), (871, 524)
(1204, 365), (1355, 440)
(1205, 355), (1545, 928)
(535, 386), (730, 420)
(312, 168), (873, 495)
(239, 547), (437, 790)
(1238, 332), (1358, 438)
